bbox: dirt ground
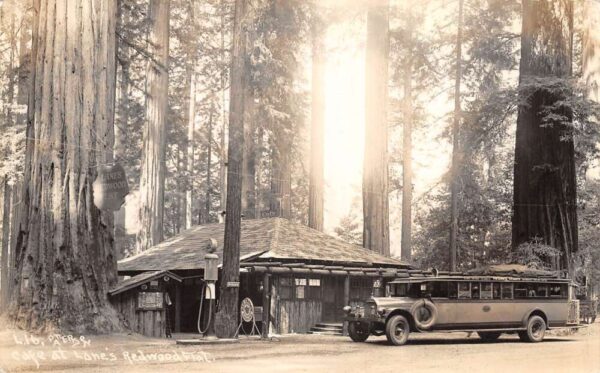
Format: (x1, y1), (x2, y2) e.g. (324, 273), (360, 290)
(0, 321), (599, 373)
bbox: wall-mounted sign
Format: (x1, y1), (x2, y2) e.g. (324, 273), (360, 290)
(227, 281), (240, 288)
(137, 292), (163, 310)
(92, 163), (129, 211)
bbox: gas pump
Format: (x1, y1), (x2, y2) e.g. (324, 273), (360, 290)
(197, 242), (218, 338)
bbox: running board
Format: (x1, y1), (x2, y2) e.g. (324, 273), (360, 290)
(432, 327), (526, 333)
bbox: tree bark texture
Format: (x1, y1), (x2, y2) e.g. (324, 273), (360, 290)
(219, 6), (228, 214)
(241, 80), (256, 219)
(137, 0), (170, 253)
(11, 0), (121, 333)
(401, 30), (413, 263)
(205, 108), (214, 224)
(512, 0), (576, 272)
(583, 0), (600, 102)
(363, 0), (390, 256)
(308, 9), (325, 232)
(8, 178), (22, 307)
(215, 0), (247, 339)
(1, 177), (11, 311)
(186, 71), (196, 229)
(449, 0), (463, 272)
(270, 145), (292, 219)
(115, 5), (129, 162)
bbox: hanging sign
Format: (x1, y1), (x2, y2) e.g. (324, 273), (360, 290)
(93, 163), (129, 211)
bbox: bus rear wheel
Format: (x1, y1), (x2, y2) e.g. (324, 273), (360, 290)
(385, 315), (410, 346)
(519, 315), (546, 343)
(477, 331), (501, 341)
(348, 322), (369, 342)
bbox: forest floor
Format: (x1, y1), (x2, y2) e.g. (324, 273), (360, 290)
(0, 320), (599, 372)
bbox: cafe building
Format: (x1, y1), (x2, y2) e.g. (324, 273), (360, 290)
(110, 217), (414, 338)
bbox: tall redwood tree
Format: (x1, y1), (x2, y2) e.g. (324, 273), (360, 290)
(11, 0), (121, 332)
(363, 0), (390, 256)
(512, 0), (576, 271)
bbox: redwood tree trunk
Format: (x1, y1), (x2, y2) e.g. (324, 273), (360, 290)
(205, 108), (214, 224)
(512, 0), (576, 272)
(308, 8), (325, 232)
(449, 0), (463, 271)
(401, 25), (413, 263)
(1, 177), (11, 311)
(363, 0), (390, 256)
(215, 0), (247, 339)
(11, 0), (121, 333)
(219, 7), (228, 215)
(137, 0), (170, 253)
(241, 85), (256, 219)
(185, 71), (196, 229)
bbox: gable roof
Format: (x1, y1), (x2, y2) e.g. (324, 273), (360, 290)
(108, 270), (182, 296)
(118, 218), (409, 272)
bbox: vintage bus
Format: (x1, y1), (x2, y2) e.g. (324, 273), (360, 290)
(344, 274), (580, 345)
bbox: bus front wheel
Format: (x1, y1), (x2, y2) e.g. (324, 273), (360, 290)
(519, 315), (546, 343)
(385, 315), (410, 346)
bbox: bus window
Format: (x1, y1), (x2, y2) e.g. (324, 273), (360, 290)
(549, 284), (562, 297)
(514, 283), (528, 298)
(536, 284), (548, 297)
(492, 283), (501, 299)
(471, 283), (480, 299)
(501, 283), (513, 299)
(458, 282), (471, 299)
(480, 282), (493, 299)
(389, 283), (407, 297)
(430, 282), (448, 298)
(448, 282), (458, 299)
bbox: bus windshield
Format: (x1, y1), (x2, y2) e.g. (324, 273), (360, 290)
(387, 282), (422, 298)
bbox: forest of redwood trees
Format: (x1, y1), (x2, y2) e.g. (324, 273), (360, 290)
(0, 0), (598, 335)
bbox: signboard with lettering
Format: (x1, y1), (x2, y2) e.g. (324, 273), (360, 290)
(92, 163), (129, 211)
(226, 281), (240, 288)
(137, 292), (163, 310)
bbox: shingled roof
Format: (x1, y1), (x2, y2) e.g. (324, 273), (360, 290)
(118, 218), (409, 272)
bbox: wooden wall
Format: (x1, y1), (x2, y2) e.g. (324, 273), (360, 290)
(276, 300), (322, 334)
(111, 292), (166, 338)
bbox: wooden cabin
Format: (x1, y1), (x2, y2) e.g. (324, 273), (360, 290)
(113, 218), (413, 337)
(108, 270), (182, 338)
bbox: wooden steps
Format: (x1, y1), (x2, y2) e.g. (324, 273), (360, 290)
(308, 323), (344, 336)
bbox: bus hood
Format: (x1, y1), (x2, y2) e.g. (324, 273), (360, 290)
(370, 297), (414, 309)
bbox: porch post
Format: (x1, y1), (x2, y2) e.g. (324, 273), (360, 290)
(343, 275), (350, 336)
(262, 273), (271, 338)
(175, 284), (181, 333)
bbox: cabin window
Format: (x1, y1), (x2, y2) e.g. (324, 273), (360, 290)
(501, 283), (513, 299)
(351, 278), (373, 300)
(279, 277), (294, 299)
(458, 282), (471, 299)
(480, 282), (493, 299)
(295, 278), (307, 299)
(306, 278), (321, 299)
